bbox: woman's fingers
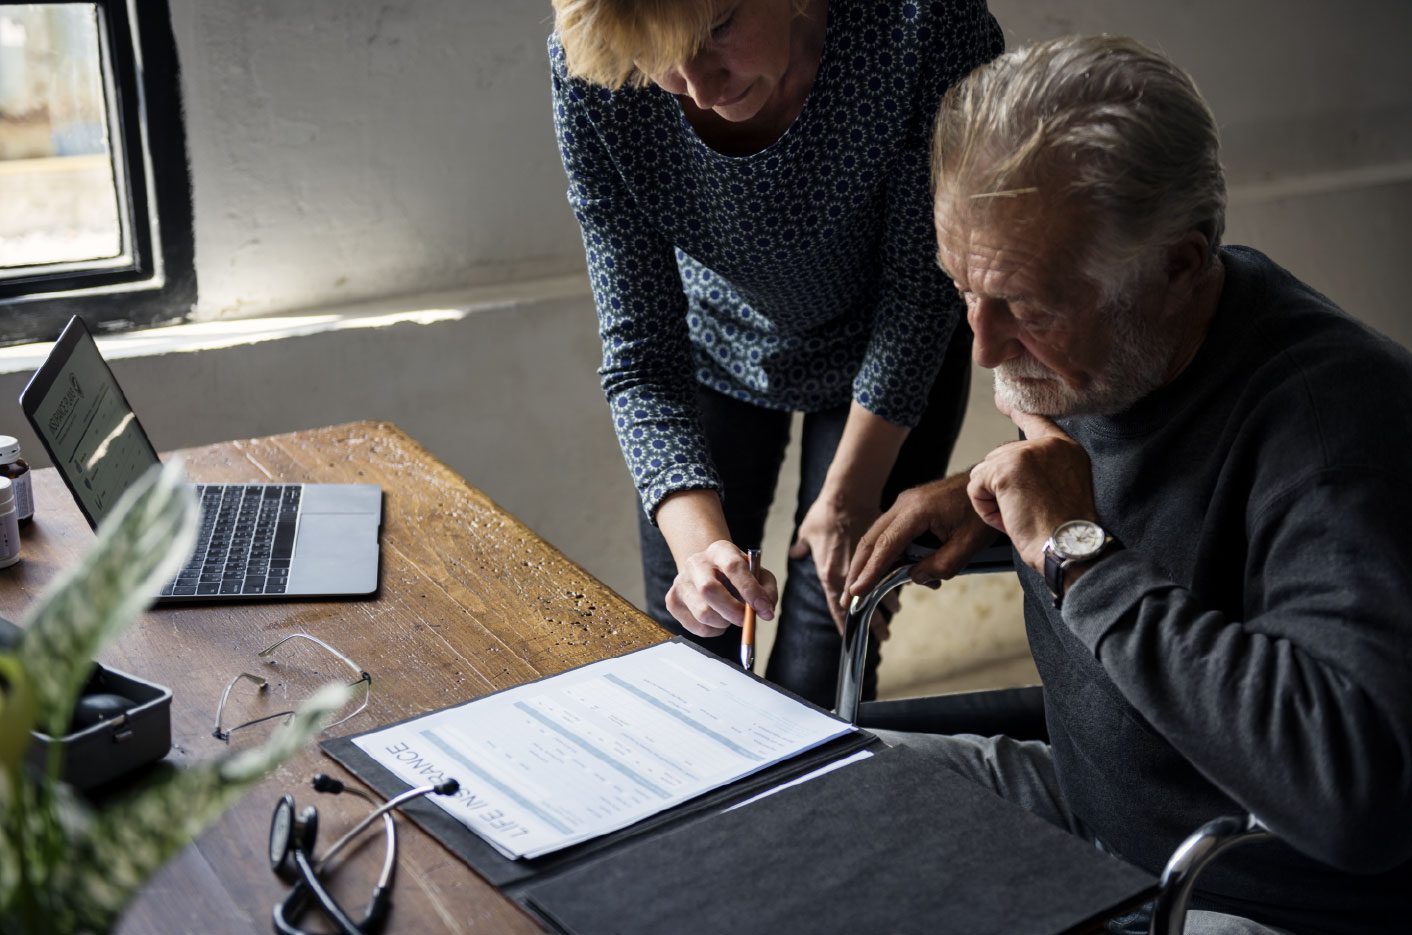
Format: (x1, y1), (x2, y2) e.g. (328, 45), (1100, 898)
(665, 579), (731, 637)
(667, 541), (777, 637)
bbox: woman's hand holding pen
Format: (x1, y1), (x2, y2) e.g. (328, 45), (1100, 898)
(656, 491), (776, 638)
(665, 540), (778, 639)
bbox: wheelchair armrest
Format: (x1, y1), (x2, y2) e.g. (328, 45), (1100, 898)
(1149, 814), (1272, 935)
(835, 537), (1014, 724)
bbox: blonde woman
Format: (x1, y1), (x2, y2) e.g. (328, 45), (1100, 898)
(550, 0), (1001, 706)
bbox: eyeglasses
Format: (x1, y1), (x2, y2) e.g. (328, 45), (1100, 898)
(213, 633), (371, 742)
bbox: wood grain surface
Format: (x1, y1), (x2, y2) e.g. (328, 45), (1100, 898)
(0, 421), (665, 934)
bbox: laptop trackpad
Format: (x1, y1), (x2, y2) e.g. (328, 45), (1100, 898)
(286, 513), (380, 596)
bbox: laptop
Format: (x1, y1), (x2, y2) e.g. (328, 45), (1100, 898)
(19, 316), (383, 603)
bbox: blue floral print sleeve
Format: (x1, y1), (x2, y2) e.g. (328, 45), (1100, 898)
(551, 0), (1003, 519)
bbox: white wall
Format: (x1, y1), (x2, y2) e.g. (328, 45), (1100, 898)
(168, 0), (585, 319)
(162, 1), (1412, 335)
(4, 1), (1410, 694)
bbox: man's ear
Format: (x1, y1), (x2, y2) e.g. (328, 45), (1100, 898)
(1163, 230), (1212, 299)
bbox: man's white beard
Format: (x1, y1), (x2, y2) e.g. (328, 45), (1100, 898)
(993, 300), (1174, 418)
(994, 357), (1081, 415)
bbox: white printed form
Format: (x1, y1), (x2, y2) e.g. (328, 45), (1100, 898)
(351, 641), (854, 859)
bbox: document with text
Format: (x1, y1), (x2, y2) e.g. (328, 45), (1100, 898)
(352, 641), (855, 859)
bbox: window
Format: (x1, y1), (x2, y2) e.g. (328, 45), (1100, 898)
(0, 0), (193, 346)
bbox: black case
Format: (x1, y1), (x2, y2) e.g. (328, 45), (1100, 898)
(0, 615), (172, 791)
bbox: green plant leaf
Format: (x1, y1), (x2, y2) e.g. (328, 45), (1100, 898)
(53, 682), (351, 930)
(0, 654), (39, 922)
(16, 459), (197, 740)
(0, 776), (91, 932)
(0, 654), (35, 788)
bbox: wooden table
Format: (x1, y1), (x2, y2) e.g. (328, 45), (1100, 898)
(0, 422), (666, 934)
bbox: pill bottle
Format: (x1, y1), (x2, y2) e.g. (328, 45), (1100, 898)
(0, 477), (20, 568)
(0, 436), (32, 524)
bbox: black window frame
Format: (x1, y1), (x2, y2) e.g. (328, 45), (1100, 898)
(0, 0), (194, 346)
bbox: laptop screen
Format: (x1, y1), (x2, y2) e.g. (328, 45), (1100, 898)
(20, 317), (160, 528)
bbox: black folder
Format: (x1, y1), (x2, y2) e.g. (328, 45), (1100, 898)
(322, 640), (1156, 934)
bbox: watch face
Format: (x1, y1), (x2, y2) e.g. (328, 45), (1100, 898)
(1054, 520), (1105, 559)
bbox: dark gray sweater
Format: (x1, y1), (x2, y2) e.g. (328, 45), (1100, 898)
(1023, 247), (1412, 933)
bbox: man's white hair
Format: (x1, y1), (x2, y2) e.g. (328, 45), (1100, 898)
(931, 35), (1226, 305)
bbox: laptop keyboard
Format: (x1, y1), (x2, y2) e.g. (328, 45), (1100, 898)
(158, 485), (301, 597)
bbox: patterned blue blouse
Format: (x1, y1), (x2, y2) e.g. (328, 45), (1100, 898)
(551, 0), (1002, 518)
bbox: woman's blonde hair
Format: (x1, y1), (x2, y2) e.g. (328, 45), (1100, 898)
(552, 0), (811, 90)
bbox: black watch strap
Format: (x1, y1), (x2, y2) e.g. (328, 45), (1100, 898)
(1043, 548), (1068, 606)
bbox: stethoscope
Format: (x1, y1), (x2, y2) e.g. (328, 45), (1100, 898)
(269, 772), (460, 935)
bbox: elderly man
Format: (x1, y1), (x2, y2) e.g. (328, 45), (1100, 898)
(844, 35), (1412, 935)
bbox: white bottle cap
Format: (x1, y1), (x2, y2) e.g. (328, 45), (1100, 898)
(0, 476), (12, 512)
(0, 436), (19, 465)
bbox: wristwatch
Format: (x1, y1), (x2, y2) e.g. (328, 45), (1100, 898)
(1042, 519), (1116, 608)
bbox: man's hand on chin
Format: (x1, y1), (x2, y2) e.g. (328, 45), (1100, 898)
(967, 394), (1100, 575)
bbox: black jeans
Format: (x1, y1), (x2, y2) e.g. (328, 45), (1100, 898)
(637, 327), (973, 708)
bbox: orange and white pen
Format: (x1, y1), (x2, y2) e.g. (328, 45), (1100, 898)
(740, 548), (760, 671)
